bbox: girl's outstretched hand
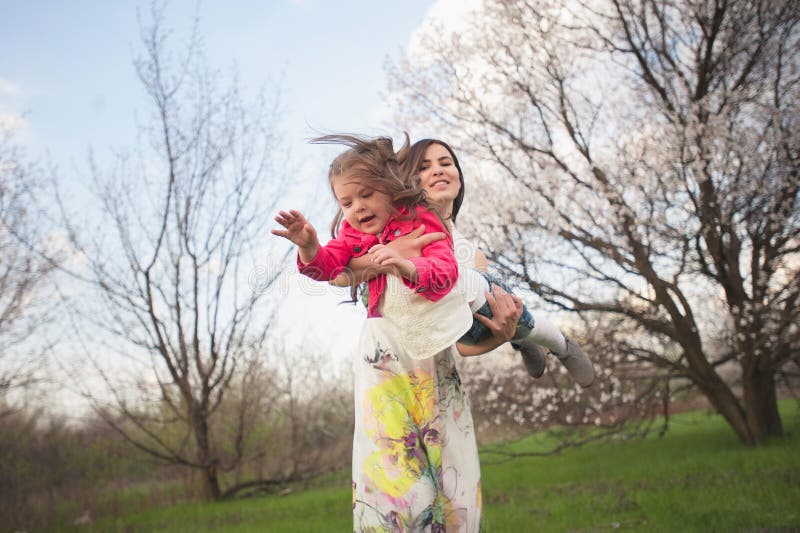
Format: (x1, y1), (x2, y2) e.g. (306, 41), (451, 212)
(272, 210), (319, 262)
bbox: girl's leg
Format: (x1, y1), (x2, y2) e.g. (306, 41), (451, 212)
(462, 270), (546, 377)
(467, 269), (594, 388)
(466, 270), (564, 352)
(522, 312), (566, 353)
(515, 313), (594, 387)
(518, 314), (594, 388)
(515, 336), (594, 387)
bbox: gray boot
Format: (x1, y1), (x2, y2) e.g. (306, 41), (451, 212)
(511, 338), (546, 378)
(554, 337), (594, 388)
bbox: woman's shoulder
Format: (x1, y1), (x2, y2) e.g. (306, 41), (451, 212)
(390, 205), (441, 231)
(450, 225), (484, 270)
(397, 204), (432, 219)
(411, 205), (449, 231)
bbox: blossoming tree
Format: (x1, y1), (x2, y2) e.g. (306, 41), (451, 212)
(390, 0), (799, 444)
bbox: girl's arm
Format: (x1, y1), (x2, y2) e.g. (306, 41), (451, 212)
(399, 209), (459, 299)
(329, 225), (446, 287)
(367, 246), (419, 282)
(361, 208), (457, 299)
(272, 209), (352, 281)
(328, 256), (391, 287)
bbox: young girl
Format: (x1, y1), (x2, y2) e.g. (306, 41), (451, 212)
(273, 134), (484, 531)
(272, 134), (473, 360)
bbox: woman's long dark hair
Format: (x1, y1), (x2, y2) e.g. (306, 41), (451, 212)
(400, 139), (465, 224)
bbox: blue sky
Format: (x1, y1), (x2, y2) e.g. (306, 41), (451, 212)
(1, 1), (456, 380)
(0, 0), (435, 168)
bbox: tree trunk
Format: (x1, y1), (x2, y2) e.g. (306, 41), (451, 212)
(742, 364), (784, 443)
(697, 379), (756, 446)
(203, 461), (221, 501)
(699, 361), (784, 446)
(192, 407), (222, 500)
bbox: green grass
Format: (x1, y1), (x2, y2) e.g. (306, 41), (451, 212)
(479, 402), (800, 532)
(76, 400), (799, 532)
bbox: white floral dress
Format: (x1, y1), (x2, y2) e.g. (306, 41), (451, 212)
(351, 279), (483, 532)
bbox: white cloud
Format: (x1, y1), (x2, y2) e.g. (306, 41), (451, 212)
(0, 78), (26, 131)
(0, 78), (23, 97)
(407, 0), (483, 60)
(378, 0), (485, 136)
(0, 111), (25, 130)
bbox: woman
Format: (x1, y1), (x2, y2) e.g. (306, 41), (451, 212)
(405, 139), (593, 385)
(339, 137), (592, 532)
(318, 137), (491, 532)
(340, 138), (592, 381)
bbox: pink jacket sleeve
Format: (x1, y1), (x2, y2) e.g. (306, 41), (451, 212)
(296, 236), (353, 281)
(405, 208), (459, 301)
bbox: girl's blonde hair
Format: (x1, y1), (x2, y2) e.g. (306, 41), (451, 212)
(311, 133), (426, 238)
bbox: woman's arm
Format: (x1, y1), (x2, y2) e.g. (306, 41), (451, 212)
(329, 225), (446, 286)
(473, 249), (488, 273)
(456, 283), (523, 357)
(456, 336), (507, 357)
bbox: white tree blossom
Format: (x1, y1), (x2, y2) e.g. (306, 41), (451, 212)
(391, 0), (799, 445)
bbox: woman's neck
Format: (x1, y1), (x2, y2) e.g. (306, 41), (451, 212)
(430, 200), (453, 220)
(431, 200), (454, 232)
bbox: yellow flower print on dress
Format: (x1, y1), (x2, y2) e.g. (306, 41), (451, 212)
(362, 370), (443, 498)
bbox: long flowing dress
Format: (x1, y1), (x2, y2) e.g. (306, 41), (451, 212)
(351, 276), (483, 532)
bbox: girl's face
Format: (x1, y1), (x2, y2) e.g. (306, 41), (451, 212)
(417, 143), (461, 215)
(332, 172), (393, 235)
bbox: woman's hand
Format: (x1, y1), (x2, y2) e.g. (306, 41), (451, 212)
(385, 224), (446, 258)
(473, 284), (523, 342)
(457, 287), (522, 356)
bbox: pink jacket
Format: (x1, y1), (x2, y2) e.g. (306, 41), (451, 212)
(297, 206), (458, 317)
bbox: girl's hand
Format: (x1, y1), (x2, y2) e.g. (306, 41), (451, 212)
(271, 210), (319, 262)
(385, 224), (446, 258)
(473, 284), (523, 341)
(367, 244), (405, 266)
(368, 244), (417, 281)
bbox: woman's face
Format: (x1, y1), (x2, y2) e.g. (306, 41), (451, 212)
(417, 143), (461, 216)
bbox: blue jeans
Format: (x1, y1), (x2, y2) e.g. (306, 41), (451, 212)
(458, 271), (534, 346)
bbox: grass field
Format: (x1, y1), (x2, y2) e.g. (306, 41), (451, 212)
(75, 400), (799, 532)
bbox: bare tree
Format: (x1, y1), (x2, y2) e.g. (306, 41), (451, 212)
(0, 125), (56, 413)
(61, 7), (290, 498)
(216, 342), (353, 499)
(389, 0), (799, 444)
